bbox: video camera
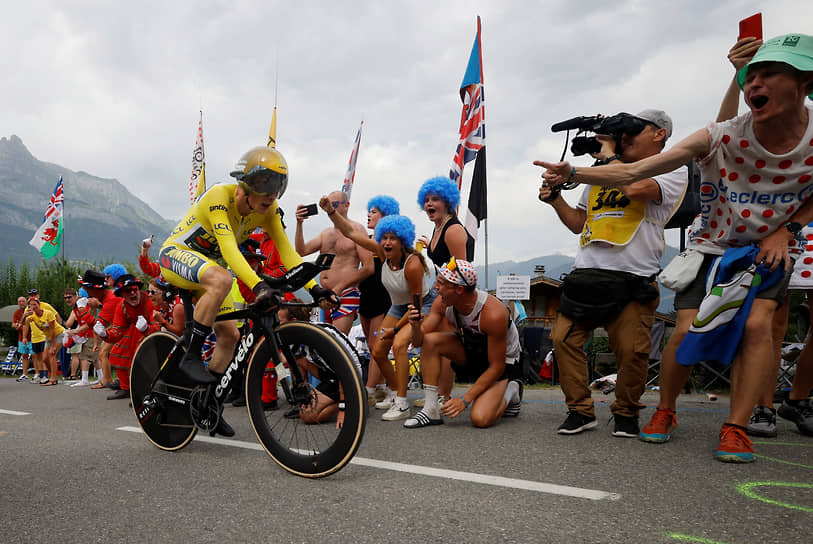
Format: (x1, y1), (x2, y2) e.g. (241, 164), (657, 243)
(551, 113), (650, 156)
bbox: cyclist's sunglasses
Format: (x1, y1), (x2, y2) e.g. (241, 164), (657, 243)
(446, 257), (471, 287)
(243, 167), (287, 196)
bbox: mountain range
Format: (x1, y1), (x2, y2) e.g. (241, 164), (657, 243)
(0, 135), (175, 266)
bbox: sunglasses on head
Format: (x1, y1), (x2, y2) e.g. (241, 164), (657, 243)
(331, 200), (346, 208)
(446, 257), (471, 287)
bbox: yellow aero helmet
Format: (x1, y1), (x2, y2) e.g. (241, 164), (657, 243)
(230, 146), (289, 198)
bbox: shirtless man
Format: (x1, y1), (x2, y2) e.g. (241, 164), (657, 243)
(295, 191), (374, 334)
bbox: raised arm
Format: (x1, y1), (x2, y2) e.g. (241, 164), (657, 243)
(717, 37), (762, 122)
(318, 196), (382, 255)
(534, 128), (711, 189)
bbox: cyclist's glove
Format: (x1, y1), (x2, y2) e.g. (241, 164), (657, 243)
(309, 284), (338, 306)
(253, 281), (276, 310)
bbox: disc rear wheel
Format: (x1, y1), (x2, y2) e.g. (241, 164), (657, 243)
(130, 331), (197, 451)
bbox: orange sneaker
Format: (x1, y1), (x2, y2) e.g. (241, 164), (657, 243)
(639, 408), (677, 443)
(715, 424), (755, 463)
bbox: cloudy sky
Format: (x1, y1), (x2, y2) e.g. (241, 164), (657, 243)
(4, 1), (812, 267)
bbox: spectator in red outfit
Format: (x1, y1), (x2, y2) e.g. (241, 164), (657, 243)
(78, 269), (121, 390)
(148, 278), (184, 336)
(138, 235), (161, 278)
(93, 274), (159, 400)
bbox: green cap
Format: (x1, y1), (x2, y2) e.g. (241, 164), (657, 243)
(737, 34), (813, 99)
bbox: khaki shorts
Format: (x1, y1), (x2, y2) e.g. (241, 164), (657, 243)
(80, 341), (99, 363)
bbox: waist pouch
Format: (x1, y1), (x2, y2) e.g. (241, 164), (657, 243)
(559, 268), (658, 324)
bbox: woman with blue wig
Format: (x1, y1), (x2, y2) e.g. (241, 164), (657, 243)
(416, 176), (473, 266)
(320, 195), (436, 422)
(416, 176), (474, 408)
(359, 195), (400, 405)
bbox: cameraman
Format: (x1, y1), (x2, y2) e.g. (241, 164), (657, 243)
(538, 109), (687, 438)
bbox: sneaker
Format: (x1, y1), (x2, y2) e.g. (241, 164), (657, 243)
(403, 409), (443, 428)
(30, 376), (42, 384)
(381, 403), (410, 421)
(503, 380), (524, 417)
(16, 375), (29, 382)
(557, 411), (597, 434)
(262, 400), (279, 411)
(107, 389), (129, 400)
(715, 424), (755, 463)
(283, 407), (300, 419)
(374, 390), (396, 410)
(70, 380), (90, 388)
(639, 408), (678, 443)
(746, 406), (778, 438)
(777, 398), (813, 436)
(437, 395), (449, 408)
(612, 414), (639, 438)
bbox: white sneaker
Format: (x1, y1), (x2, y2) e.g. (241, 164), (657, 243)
(16, 375), (29, 382)
(31, 376), (42, 384)
(374, 390), (395, 410)
(381, 403), (410, 421)
(71, 380), (90, 388)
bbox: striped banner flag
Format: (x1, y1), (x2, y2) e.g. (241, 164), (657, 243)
(29, 176), (64, 259)
(189, 111), (206, 203)
(341, 121), (363, 199)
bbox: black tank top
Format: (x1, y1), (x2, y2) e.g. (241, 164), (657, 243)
(427, 216), (474, 266)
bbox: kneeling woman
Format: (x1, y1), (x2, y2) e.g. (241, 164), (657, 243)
(320, 196), (435, 421)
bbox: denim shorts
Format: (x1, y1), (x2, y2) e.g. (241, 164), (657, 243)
(387, 288), (437, 319)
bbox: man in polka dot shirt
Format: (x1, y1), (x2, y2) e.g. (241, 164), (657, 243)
(536, 33), (813, 463)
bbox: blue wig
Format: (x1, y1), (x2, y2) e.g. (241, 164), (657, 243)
(367, 195), (400, 217)
(104, 263), (128, 281)
(375, 215), (415, 248)
(78, 288), (89, 298)
(417, 176), (460, 211)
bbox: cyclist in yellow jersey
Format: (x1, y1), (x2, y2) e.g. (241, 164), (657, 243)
(159, 146), (338, 391)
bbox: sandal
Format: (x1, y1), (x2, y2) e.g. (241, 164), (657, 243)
(40, 380), (58, 386)
(91, 382), (108, 390)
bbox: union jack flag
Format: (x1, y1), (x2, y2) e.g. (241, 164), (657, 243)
(43, 176), (64, 222)
(341, 121), (363, 199)
(449, 18), (485, 185)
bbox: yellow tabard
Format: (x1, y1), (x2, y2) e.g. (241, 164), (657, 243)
(580, 185), (646, 247)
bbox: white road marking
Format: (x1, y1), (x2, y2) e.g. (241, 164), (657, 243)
(0, 409), (31, 416)
(117, 426), (619, 501)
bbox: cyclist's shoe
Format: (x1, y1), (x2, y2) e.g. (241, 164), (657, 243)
(210, 415), (235, 438)
(746, 406), (777, 437)
(178, 352), (217, 384)
(777, 398), (813, 436)
(639, 408), (677, 443)
(715, 424), (755, 463)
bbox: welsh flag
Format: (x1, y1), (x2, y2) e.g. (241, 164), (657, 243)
(29, 176), (64, 259)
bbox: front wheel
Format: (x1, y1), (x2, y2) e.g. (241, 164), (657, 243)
(245, 321), (367, 478)
(130, 331), (197, 451)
